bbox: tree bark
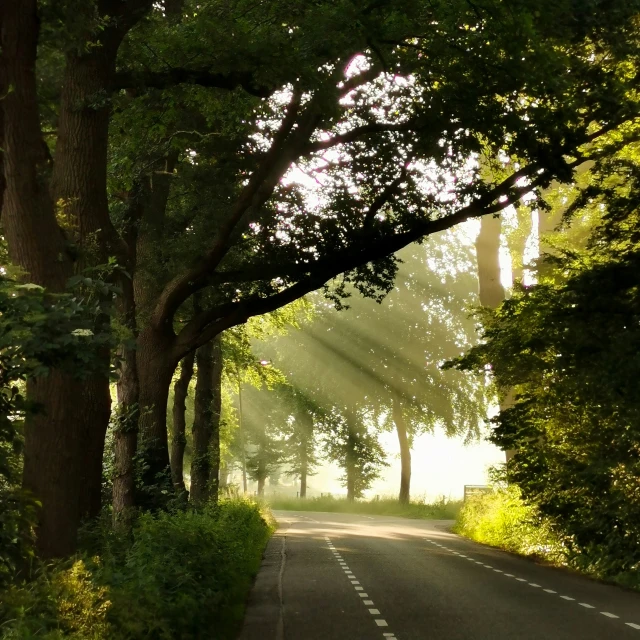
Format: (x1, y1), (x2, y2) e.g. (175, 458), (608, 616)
(257, 475), (266, 497)
(208, 336), (223, 503)
(392, 397), (411, 504)
(1, 1), (110, 558)
(170, 352), (195, 494)
(136, 325), (179, 508)
(191, 336), (222, 505)
(114, 324), (139, 522)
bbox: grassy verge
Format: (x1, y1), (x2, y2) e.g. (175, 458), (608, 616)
(455, 486), (640, 590)
(453, 485), (565, 564)
(268, 495), (461, 519)
(0, 499), (275, 640)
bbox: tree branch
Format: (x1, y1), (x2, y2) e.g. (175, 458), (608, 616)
(151, 86), (321, 327)
(113, 67), (272, 98)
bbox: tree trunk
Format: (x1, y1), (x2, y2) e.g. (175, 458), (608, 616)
(136, 325), (179, 508)
(113, 333), (139, 522)
(257, 475), (266, 497)
(300, 459), (308, 499)
(113, 187), (143, 522)
(170, 352), (195, 494)
(476, 215), (516, 462)
(238, 382), (248, 494)
(1, 3), (114, 557)
(190, 339), (217, 505)
(208, 337), (223, 503)
(392, 397), (411, 504)
(345, 428), (357, 502)
(475, 215), (505, 308)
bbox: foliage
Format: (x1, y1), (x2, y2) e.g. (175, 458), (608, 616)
(323, 410), (389, 499)
(454, 484), (565, 564)
(447, 243), (640, 580)
(0, 273), (117, 587)
(268, 494), (461, 520)
(0, 500), (274, 640)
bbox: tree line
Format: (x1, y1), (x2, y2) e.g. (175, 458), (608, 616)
(0, 0), (638, 563)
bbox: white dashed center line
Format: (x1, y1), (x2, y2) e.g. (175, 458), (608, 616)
(325, 536), (396, 638)
(424, 536), (640, 633)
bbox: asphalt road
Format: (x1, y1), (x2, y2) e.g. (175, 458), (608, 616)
(239, 510), (640, 640)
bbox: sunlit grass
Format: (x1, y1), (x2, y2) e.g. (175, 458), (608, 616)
(267, 494), (461, 519)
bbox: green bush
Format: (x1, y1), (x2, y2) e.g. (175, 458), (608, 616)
(0, 500), (274, 640)
(454, 485), (566, 563)
(268, 494), (461, 520)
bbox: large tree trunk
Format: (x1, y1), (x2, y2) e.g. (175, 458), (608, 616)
(1, 2), (115, 557)
(475, 215), (515, 462)
(208, 337), (223, 503)
(170, 352), (195, 494)
(257, 474), (266, 497)
(392, 397), (411, 504)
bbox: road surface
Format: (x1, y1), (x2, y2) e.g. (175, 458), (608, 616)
(239, 510), (640, 639)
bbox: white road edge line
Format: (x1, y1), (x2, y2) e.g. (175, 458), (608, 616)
(601, 612), (619, 619)
(369, 609), (381, 615)
(579, 603), (595, 609)
(626, 622), (640, 630)
(560, 596), (575, 601)
(375, 620), (388, 627)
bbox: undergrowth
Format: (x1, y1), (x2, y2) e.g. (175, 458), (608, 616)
(0, 499), (274, 639)
(455, 486), (640, 590)
(267, 495), (461, 519)
(454, 485), (566, 563)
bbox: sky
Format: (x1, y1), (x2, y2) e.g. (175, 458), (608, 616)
(303, 427), (504, 501)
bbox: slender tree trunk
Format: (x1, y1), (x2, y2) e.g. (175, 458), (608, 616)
(114, 351), (139, 522)
(300, 458), (308, 499)
(208, 337), (223, 503)
(392, 398), (411, 504)
(475, 215), (505, 308)
(136, 325), (179, 508)
(298, 410), (313, 498)
(345, 428), (357, 502)
(113, 188), (143, 522)
(238, 382), (248, 494)
(170, 352), (195, 494)
(257, 475), (266, 497)
(190, 340), (214, 505)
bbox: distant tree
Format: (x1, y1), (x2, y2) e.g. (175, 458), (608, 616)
(324, 408), (388, 501)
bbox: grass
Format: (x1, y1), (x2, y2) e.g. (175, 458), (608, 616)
(267, 494), (462, 519)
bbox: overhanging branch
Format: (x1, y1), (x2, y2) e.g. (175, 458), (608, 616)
(113, 67), (273, 98)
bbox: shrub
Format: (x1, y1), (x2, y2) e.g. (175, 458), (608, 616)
(0, 500), (274, 640)
(454, 485), (566, 563)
